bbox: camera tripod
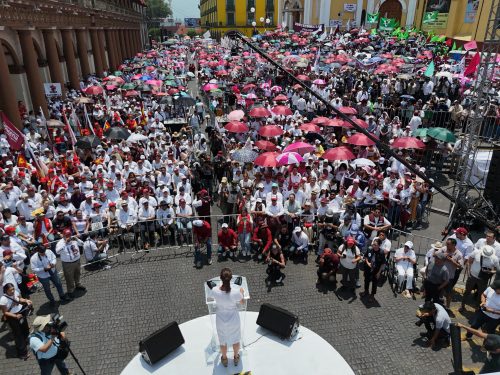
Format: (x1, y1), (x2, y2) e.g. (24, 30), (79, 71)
(57, 334), (86, 375)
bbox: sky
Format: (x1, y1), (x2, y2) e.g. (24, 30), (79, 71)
(171, 0), (199, 20)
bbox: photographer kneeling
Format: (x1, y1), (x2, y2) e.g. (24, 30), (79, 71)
(30, 314), (70, 375)
(416, 301), (451, 349)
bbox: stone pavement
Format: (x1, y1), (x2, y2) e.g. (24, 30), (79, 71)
(0, 247), (487, 375)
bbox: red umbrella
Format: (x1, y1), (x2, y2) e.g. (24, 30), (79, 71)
(271, 105), (293, 116)
(258, 125), (284, 138)
(124, 90), (140, 97)
(249, 107), (271, 118)
(299, 123), (321, 133)
(346, 133), (377, 146)
(225, 121), (249, 133)
(311, 116), (330, 125)
(323, 118), (347, 127)
(283, 141), (315, 155)
(349, 118), (369, 129)
(242, 83), (256, 92)
(322, 146), (356, 161)
(274, 94), (288, 102)
(391, 137), (426, 149)
(255, 140), (278, 151)
(105, 85), (117, 91)
(254, 152), (280, 167)
(295, 74), (310, 81)
(85, 86), (103, 95)
(338, 106), (357, 115)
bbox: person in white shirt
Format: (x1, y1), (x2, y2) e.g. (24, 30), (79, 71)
(448, 227), (474, 260)
(175, 199), (193, 245)
(465, 280), (500, 338)
(408, 111), (422, 132)
(291, 226), (309, 262)
(55, 229), (85, 299)
(156, 200), (176, 245)
(265, 196), (285, 219)
(461, 245), (499, 311)
(117, 201), (139, 251)
(475, 230), (500, 258)
(138, 201), (156, 250)
(338, 237), (362, 290)
(363, 207), (392, 241)
(394, 241), (417, 297)
(83, 234), (108, 264)
(29, 245), (67, 304)
(16, 194), (35, 221)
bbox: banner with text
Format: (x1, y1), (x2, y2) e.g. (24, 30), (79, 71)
(422, 0), (451, 31)
(0, 112), (25, 150)
(343, 3), (357, 12)
(44, 83), (62, 97)
(293, 23), (325, 33)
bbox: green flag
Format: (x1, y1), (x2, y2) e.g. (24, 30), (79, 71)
(371, 28), (378, 36)
(367, 13), (379, 23)
(423, 11), (438, 24)
(392, 27), (401, 36)
(452, 42), (457, 50)
(424, 61), (435, 77)
(380, 18), (397, 31)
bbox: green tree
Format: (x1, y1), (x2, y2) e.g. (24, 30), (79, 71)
(187, 29), (199, 38)
(145, 0), (172, 20)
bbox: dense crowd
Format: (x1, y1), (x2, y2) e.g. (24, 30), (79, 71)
(0, 26), (499, 372)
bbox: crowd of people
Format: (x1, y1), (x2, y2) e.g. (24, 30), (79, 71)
(0, 25), (499, 372)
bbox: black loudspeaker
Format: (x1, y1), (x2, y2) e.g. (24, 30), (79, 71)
(484, 148), (500, 207)
(139, 322), (185, 365)
(256, 303), (299, 339)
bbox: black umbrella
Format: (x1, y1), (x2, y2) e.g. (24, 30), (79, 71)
(104, 127), (131, 140)
(75, 135), (101, 149)
(304, 132), (325, 143)
(174, 93), (196, 107)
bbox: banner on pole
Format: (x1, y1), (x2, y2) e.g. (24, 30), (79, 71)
(43, 83), (62, 97)
(0, 112), (25, 150)
(422, 0), (451, 31)
(293, 23), (325, 33)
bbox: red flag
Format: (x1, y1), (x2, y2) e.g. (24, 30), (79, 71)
(464, 40), (478, 51)
(445, 38), (452, 47)
(0, 112), (25, 150)
(464, 52), (480, 76)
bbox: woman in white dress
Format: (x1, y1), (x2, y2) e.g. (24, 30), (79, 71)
(210, 268), (244, 367)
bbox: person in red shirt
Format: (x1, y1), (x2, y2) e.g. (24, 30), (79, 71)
(193, 219), (212, 267)
(217, 223), (238, 259)
(317, 248), (340, 285)
(251, 222), (273, 261)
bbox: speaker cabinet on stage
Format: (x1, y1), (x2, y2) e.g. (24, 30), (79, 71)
(257, 303), (299, 339)
(484, 148), (500, 208)
(139, 322), (185, 365)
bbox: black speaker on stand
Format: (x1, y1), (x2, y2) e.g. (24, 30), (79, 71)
(256, 303), (299, 339)
(484, 148), (500, 209)
(139, 321), (185, 365)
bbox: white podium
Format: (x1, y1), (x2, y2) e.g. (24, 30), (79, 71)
(203, 275), (250, 364)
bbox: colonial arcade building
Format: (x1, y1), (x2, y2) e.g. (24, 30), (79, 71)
(0, 0), (147, 128)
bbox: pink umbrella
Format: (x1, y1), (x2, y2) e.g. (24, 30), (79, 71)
(299, 123), (321, 133)
(338, 107), (357, 115)
(283, 141), (315, 155)
(259, 125), (284, 138)
(311, 116), (330, 125)
(110, 77), (125, 85)
(274, 94), (288, 102)
(85, 86), (103, 95)
(322, 146), (356, 161)
(242, 83), (257, 92)
(323, 118), (347, 127)
(270, 86), (283, 92)
(225, 121), (249, 133)
(202, 83), (218, 91)
(349, 118), (369, 129)
(246, 93), (258, 99)
(105, 85), (117, 91)
(391, 137), (426, 149)
(254, 152), (280, 167)
(295, 74), (310, 81)
(255, 140), (278, 151)
(249, 107), (271, 118)
(132, 74), (142, 80)
(124, 90), (140, 97)
(276, 152), (303, 166)
(271, 105), (293, 116)
(228, 110), (245, 121)
(313, 79), (326, 85)
(146, 80), (162, 87)
(347, 133), (377, 146)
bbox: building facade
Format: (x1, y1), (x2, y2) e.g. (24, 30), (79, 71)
(0, 0), (147, 128)
(279, 0), (492, 44)
(200, 0), (279, 39)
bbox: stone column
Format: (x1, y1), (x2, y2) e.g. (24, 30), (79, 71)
(119, 30), (128, 59)
(112, 30), (122, 64)
(75, 29), (91, 78)
(42, 29), (65, 94)
(355, 0), (363, 27)
(90, 29), (104, 76)
(128, 30), (135, 56)
(0, 44), (22, 128)
(105, 29), (117, 70)
(18, 30), (48, 117)
(61, 29), (80, 90)
(98, 30), (108, 72)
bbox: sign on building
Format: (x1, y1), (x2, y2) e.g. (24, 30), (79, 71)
(43, 83), (62, 97)
(343, 4), (357, 12)
(184, 18), (201, 27)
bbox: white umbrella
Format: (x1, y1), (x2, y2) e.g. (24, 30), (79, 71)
(127, 133), (148, 143)
(352, 158), (375, 167)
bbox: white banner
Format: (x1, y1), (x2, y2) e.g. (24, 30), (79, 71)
(343, 3), (357, 12)
(329, 19), (343, 27)
(44, 83), (62, 97)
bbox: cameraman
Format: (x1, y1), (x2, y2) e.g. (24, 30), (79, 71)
(416, 301), (451, 349)
(29, 315), (70, 375)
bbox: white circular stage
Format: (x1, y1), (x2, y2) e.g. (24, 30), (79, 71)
(121, 311), (354, 375)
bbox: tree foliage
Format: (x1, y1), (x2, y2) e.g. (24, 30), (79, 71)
(145, 0), (172, 20)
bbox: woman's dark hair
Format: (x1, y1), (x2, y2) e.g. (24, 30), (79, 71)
(3, 283), (14, 293)
(220, 268), (232, 294)
(372, 238), (382, 247)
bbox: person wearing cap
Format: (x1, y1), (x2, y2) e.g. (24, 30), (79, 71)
(420, 241), (444, 281)
(417, 301), (451, 349)
(457, 322), (500, 373)
(55, 229), (85, 299)
(138, 200), (157, 250)
(117, 200), (139, 252)
(475, 230), (500, 259)
(251, 222), (273, 261)
(434, 237), (464, 308)
(193, 219), (212, 267)
(290, 226), (309, 263)
(29, 245), (67, 305)
(266, 243), (286, 284)
(0, 282), (32, 359)
(464, 279), (500, 341)
(422, 249), (450, 303)
(83, 231), (109, 265)
(265, 195), (285, 220)
(175, 198), (193, 246)
(29, 314), (70, 374)
(218, 223), (238, 259)
(265, 183), (283, 207)
(461, 245), (500, 311)
(317, 208), (340, 256)
(394, 241), (417, 298)
(338, 237), (362, 291)
(448, 227), (474, 261)
(56, 195), (76, 216)
(253, 182), (266, 201)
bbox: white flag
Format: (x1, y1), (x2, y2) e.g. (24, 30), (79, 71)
(458, 56), (466, 74)
(312, 26), (322, 36)
(83, 105), (96, 136)
(346, 19), (351, 31)
(314, 48), (321, 73)
(203, 30), (211, 39)
(318, 32), (327, 42)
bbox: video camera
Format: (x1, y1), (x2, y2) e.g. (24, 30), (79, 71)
(47, 313), (68, 334)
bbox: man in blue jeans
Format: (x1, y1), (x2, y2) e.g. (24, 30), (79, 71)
(30, 245), (69, 305)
